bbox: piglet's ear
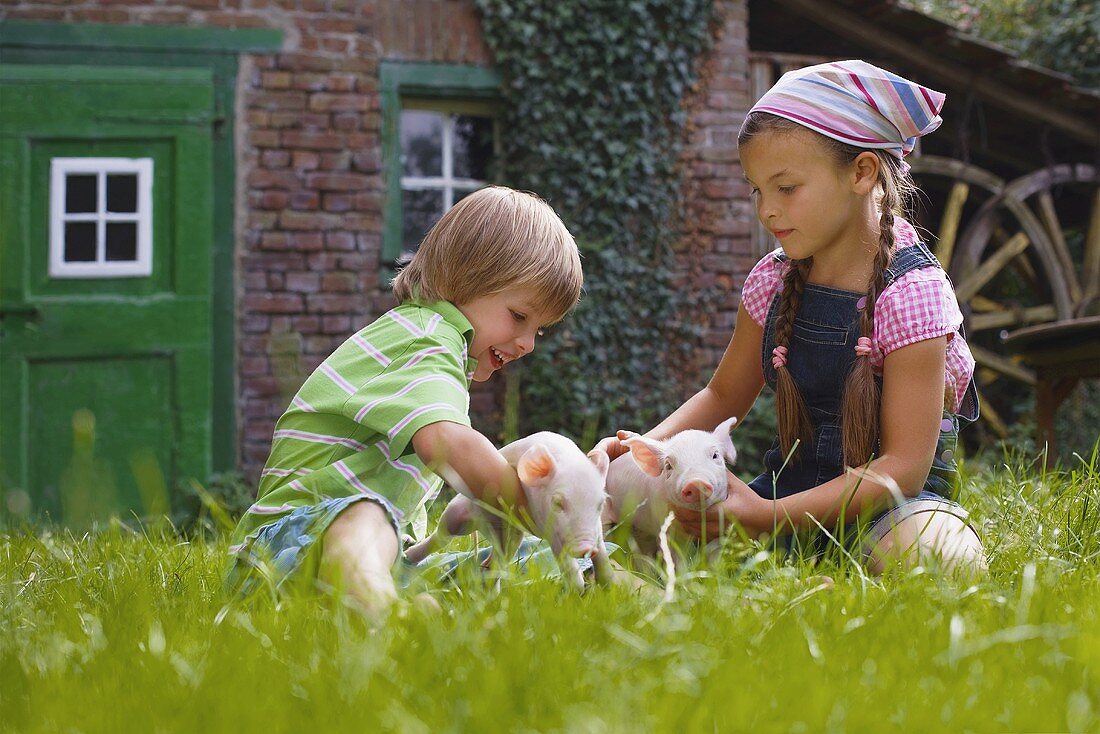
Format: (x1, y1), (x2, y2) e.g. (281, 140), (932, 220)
(517, 443), (556, 487)
(622, 436), (665, 478)
(715, 416), (738, 465)
(586, 449), (610, 481)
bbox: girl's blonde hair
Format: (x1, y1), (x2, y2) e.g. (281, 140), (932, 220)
(739, 112), (917, 468)
(392, 186), (582, 323)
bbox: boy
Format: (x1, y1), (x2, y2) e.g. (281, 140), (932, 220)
(227, 186), (582, 615)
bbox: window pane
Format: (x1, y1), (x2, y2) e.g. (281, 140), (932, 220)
(452, 115), (493, 180)
(400, 110), (443, 177)
(402, 188), (444, 253)
(105, 222), (138, 261)
(106, 174), (138, 213)
(64, 222), (97, 261)
(453, 186), (484, 206)
(65, 174), (98, 213)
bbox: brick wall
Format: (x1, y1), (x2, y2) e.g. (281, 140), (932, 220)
(0, 0), (755, 478)
(673, 0), (755, 397)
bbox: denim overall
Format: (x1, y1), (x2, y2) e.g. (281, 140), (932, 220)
(748, 241), (979, 511)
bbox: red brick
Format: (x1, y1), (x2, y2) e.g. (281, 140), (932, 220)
(290, 191), (321, 210)
(242, 314), (272, 333)
(291, 73), (329, 92)
(290, 232), (325, 250)
(248, 169), (300, 189)
(261, 150), (291, 168)
(259, 190), (290, 210)
(332, 112), (361, 131)
(321, 272), (357, 292)
(307, 294), (361, 313)
(286, 272), (321, 293)
(307, 173), (369, 191)
(262, 72), (293, 89)
(281, 131), (346, 150)
(248, 130), (281, 147)
(291, 151), (321, 170)
(269, 111), (330, 129)
(323, 193), (353, 212)
(245, 293), (305, 314)
(318, 151), (352, 170)
(253, 91), (308, 111)
(295, 316), (322, 334)
(322, 315), (352, 333)
(325, 231), (357, 250)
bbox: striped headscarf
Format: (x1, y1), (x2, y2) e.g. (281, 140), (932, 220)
(748, 60), (946, 163)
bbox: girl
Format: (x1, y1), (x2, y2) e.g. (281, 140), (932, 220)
(599, 60), (985, 573)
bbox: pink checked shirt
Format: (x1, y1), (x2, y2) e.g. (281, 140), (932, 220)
(740, 219), (976, 412)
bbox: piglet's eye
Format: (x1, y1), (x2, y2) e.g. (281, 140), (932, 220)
(664, 460), (673, 473)
(712, 451), (720, 461)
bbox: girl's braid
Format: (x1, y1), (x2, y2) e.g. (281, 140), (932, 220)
(773, 256), (814, 459)
(841, 175), (899, 467)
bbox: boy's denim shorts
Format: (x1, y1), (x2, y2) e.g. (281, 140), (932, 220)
(226, 493), (402, 597)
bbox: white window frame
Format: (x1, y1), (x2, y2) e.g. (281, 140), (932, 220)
(400, 109), (489, 211)
(49, 157), (153, 278)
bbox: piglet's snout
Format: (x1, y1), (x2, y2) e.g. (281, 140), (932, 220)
(570, 540), (597, 558)
(680, 479), (713, 504)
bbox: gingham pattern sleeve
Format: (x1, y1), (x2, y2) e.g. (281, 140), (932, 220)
(740, 250), (787, 326)
(873, 267), (963, 358)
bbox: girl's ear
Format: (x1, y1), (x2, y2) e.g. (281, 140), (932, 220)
(851, 151), (880, 195)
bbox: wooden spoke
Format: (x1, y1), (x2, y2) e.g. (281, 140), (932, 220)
(954, 232), (1030, 303)
(935, 181), (969, 268)
(1036, 190), (1082, 302)
(1080, 188), (1100, 317)
(970, 343), (1036, 385)
(968, 304), (1058, 333)
(973, 386), (1009, 439)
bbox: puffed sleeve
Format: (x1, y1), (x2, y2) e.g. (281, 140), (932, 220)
(874, 268), (964, 356)
(740, 250), (786, 327)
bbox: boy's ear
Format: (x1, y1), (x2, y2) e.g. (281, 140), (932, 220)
(517, 443), (555, 486)
(622, 436), (665, 478)
(851, 151), (880, 195)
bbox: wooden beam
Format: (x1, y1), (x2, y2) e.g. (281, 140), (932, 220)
(771, 0), (1100, 147)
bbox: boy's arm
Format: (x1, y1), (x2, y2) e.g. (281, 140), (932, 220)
(412, 421), (528, 514)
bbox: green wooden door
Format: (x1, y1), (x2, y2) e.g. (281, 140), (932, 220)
(0, 65), (215, 525)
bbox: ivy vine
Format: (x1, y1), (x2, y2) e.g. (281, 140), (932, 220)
(476, 0), (717, 446)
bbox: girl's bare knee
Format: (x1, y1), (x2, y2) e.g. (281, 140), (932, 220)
(868, 511), (986, 576)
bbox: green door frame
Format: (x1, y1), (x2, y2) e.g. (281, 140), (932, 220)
(0, 20), (283, 473)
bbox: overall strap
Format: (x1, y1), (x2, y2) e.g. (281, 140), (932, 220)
(883, 240), (940, 287)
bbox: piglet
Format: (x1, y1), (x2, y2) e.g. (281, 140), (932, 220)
(405, 431), (612, 590)
(604, 417), (738, 550)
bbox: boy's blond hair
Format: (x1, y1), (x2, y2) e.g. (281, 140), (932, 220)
(391, 186), (582, 323)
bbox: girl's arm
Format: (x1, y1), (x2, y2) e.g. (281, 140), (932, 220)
(649, 304), (766, 439)
(678, 335), (947, 538)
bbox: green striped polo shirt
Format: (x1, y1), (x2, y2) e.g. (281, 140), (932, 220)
(229, 299), (476, 551)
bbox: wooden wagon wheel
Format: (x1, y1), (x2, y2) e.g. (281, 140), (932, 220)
(909, 156), (1100, 438)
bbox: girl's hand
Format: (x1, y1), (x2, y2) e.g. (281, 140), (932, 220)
(673, 473), (777, 540)
(592, 430), (637, 462)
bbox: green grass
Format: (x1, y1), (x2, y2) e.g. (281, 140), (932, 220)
(3, 448), (1100, 733)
